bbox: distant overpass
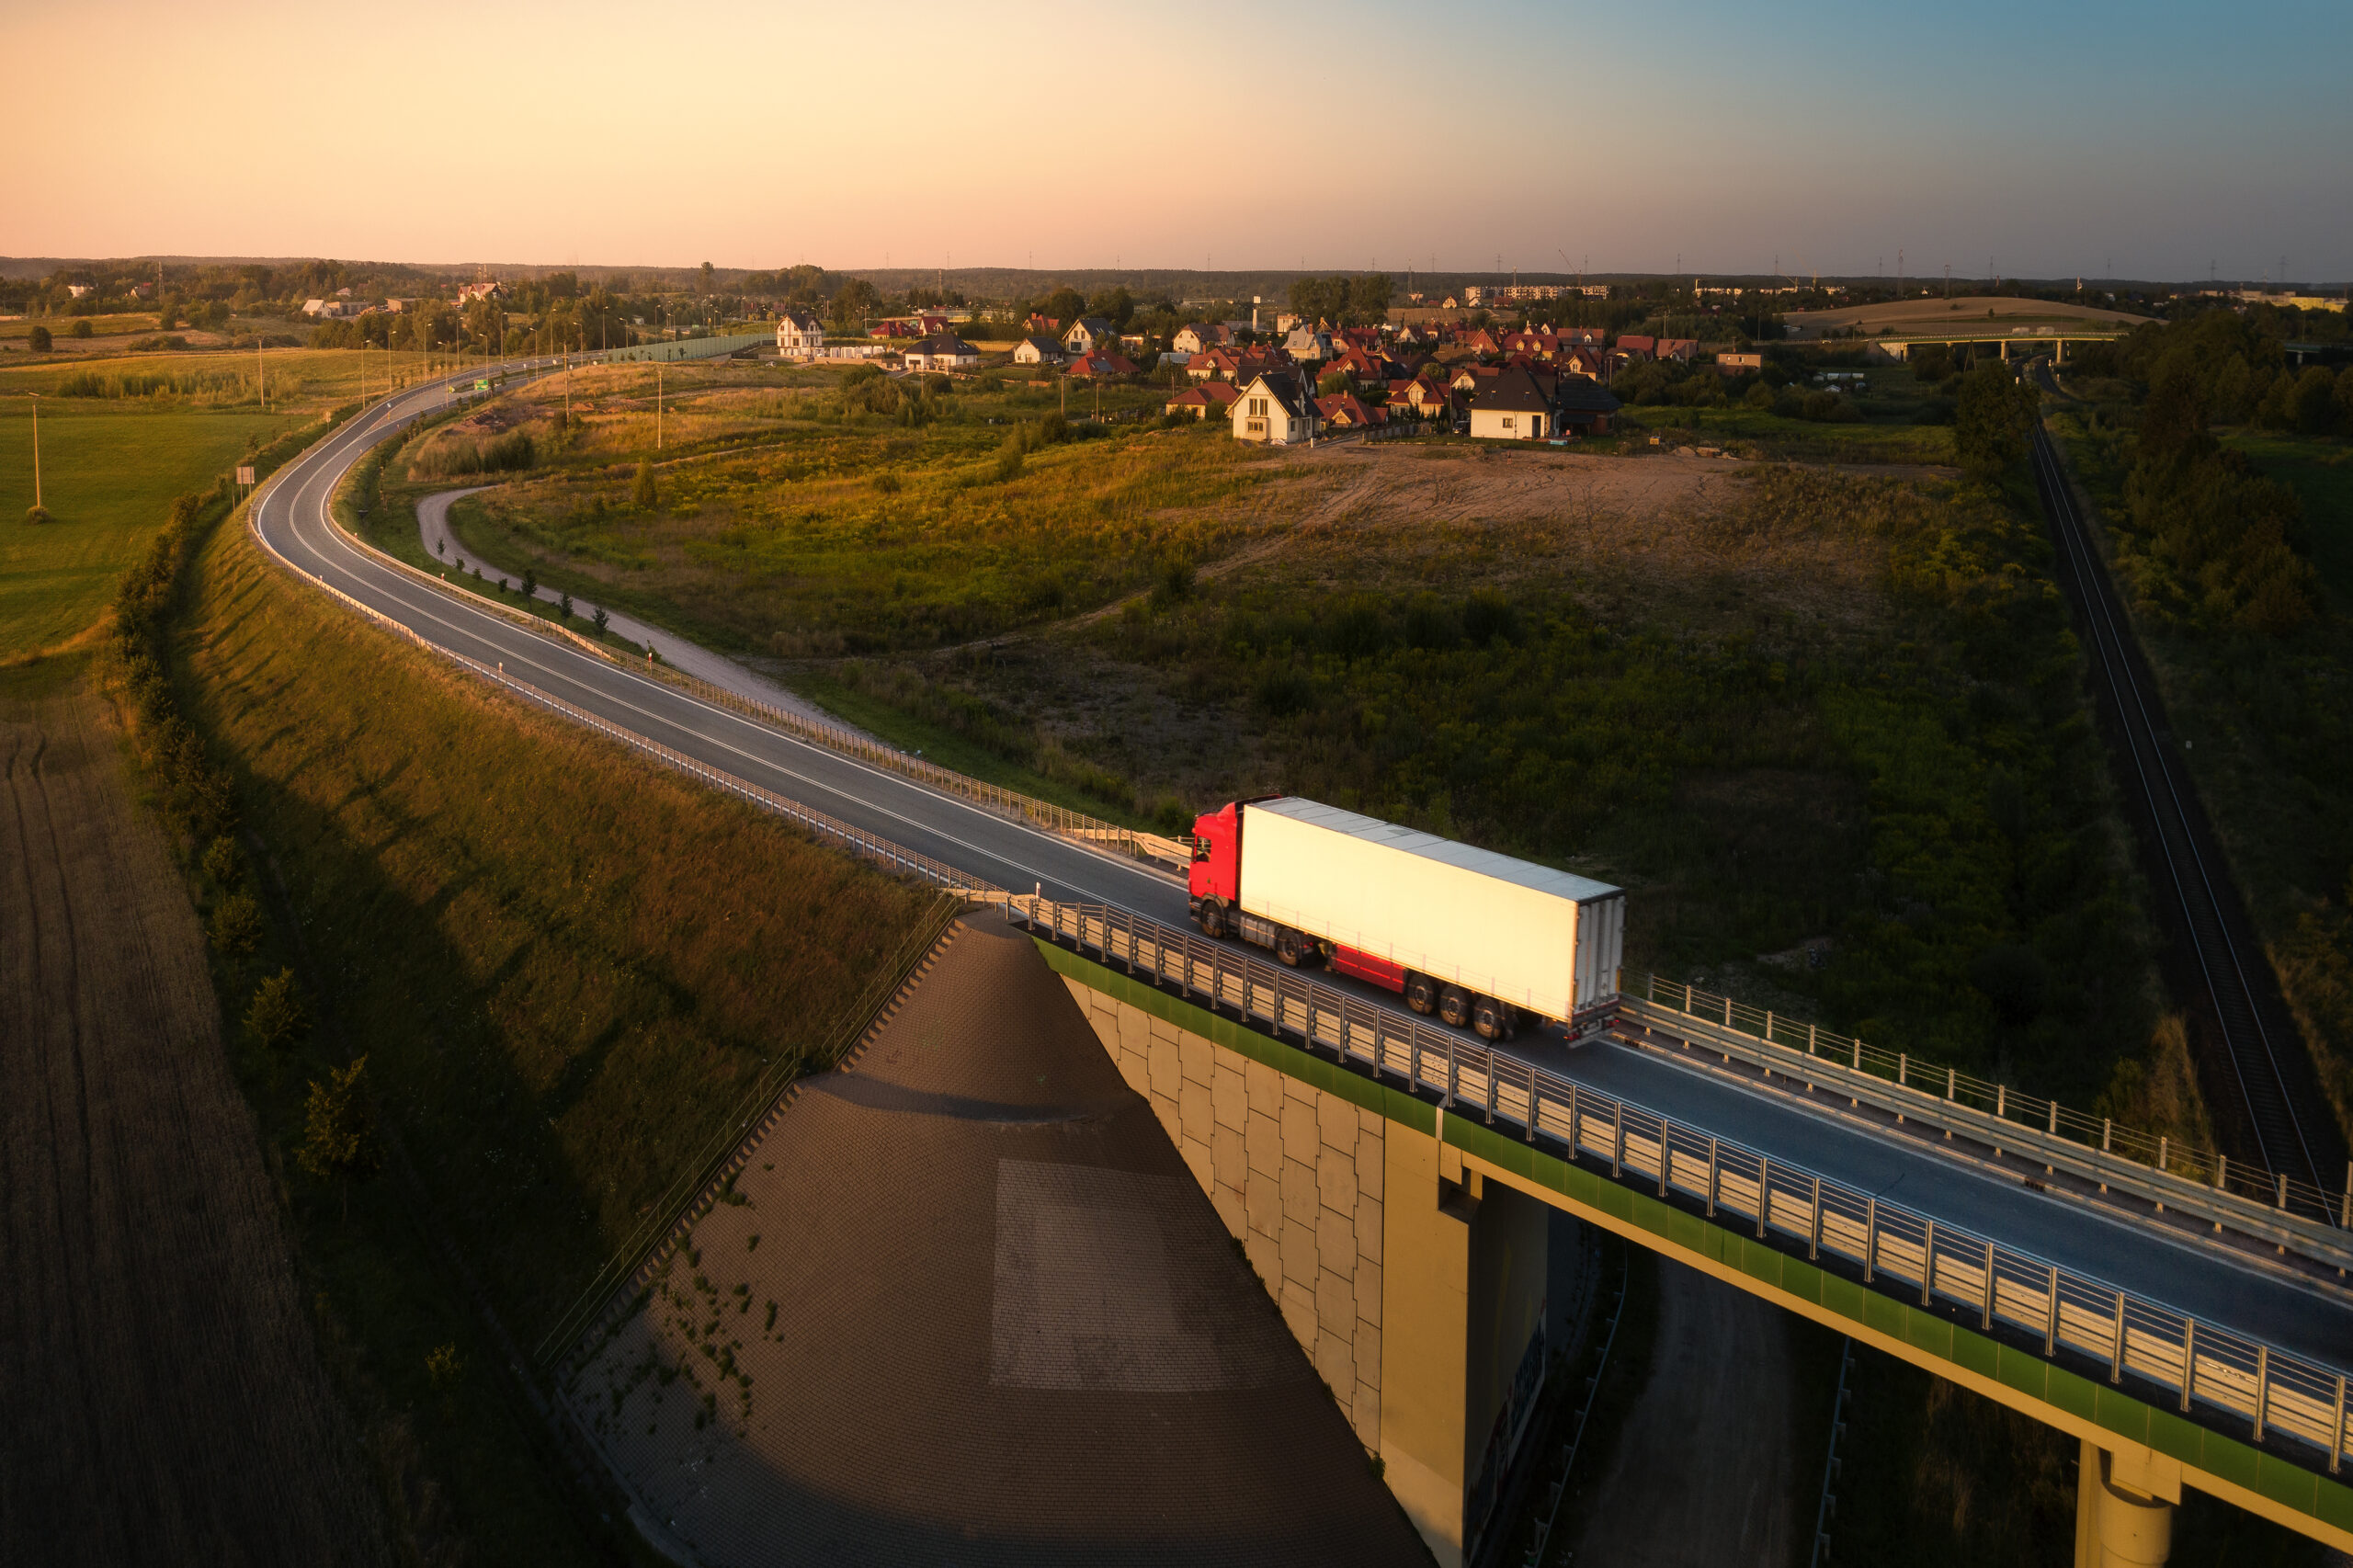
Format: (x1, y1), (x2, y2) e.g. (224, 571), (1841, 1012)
(1855, 324), (2134, 363)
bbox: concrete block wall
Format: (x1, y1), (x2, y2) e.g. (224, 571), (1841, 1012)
(1063, 978), (1387, 1449)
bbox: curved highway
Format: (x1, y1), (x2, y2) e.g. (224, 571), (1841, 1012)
(256, 373), (2353, 1378)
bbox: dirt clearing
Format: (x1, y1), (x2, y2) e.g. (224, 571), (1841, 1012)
(0, 666), (389, 1567)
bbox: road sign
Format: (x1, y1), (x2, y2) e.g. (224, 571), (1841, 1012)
(235, 466), (256, 485)
(474, 379), (489, 391)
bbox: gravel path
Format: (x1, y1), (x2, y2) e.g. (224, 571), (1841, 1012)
(415, 486), (858, 733)
(0, 676), (391, 1568)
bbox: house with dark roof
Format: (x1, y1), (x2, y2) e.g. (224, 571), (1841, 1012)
(1468, 367), (1620, 440)
(1231, 370), (1319, 445)
(904, 335), (980, 371)
(1013, 335), (1065, 366)
(1062, 316), (1117, 356)
(775, 310), (825, 358)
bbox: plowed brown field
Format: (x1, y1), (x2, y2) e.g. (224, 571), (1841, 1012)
(0, 667), (390, 1567)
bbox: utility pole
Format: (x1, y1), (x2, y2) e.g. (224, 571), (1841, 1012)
(657, 359), (664, 450)
(28, 393), (40, 512)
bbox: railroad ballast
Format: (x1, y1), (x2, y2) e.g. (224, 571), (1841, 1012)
(1187, 796), (1625, 1040)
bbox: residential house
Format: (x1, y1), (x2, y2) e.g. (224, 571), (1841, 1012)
(870, 319), (918, 338)
(1026, 312), (1060, 335)
(1014, 335), (1066, 366)
(1173, 324), (1213, 355)
(1459, 328), (1503, 358)
(1656, 338), (1699, 363)
(904, 335), (980, 371)
(1612, 334), (1656, 368)
(1502, 328), (1554, 359)
(1469, 367), (1557, 440)
(1714, 351), (1763, 374)
(1314, 392), (1384, 429)
(1561, 345), (1609, 381)
(1066, 351), (1138, 377)
(1231, 371), (1319, 445)
(1552, 374), (1620, 434)
(918, 313), (950, 336)
(1166, 381), (1242, 419)
(66, 284), (94, 300)
(775, 310), (825, 358)
(1393, 379), (1454, 420)
(1451, 364), (1506, 394)
(1282, 324), (1333, 363)
(1062, 315), (1116, 356)
(457, 281), (502, 306)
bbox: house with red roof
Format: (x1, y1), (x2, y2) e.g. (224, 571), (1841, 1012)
(1315, 392), (1385, 428)
(1167, 381), (1241, 419)
(1067, 351), (1138, 377)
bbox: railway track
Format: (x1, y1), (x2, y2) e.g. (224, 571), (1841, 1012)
(2027, 406), (2333, 1210)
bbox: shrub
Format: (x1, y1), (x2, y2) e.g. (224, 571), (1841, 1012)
(1743, 381), (1776, 411)
(483, 429), (535, 472)
(244, 968), (310, 1051)
(201, 835), (245, 887)
(28, 324), (51, 351)
(208, 892), (264, 956)
(518, 568), (538, 600)
(24, 506), (51, 526)
(70, 318), (94, 339)
(632, 460), (657, 509)
(591, 607), (609, 635)
(873, 471), (903, 494)
(558, 592), (573, 619)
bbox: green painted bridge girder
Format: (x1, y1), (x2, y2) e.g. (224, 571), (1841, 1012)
(1036, 938), (2353, 1550)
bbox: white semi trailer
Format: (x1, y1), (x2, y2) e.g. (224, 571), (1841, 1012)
(1187, 796), (1625, 1040)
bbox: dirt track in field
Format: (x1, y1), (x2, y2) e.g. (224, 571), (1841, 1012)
(1567, 1260), (1800, 1567)
(0, 675), (390, 1567)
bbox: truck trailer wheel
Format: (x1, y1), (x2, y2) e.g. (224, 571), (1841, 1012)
(1472, 996), (1504, 1040)
(1275, 927), (1303, 966)
(1438, 985), (1471, 1028)
(1404, 974), (1436, 1015)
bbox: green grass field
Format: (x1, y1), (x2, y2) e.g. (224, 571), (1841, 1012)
(0, 403), (290, 655)
(2221, 430), (2353, 601)
(1618, 403), (1957, 464)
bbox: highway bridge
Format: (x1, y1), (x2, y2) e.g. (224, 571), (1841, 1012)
(253, 366), (2353, 1564)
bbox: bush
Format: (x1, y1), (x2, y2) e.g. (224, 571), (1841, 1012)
(995, 434), (1024, 483)
(70, 318), (94, 339)
(244, 968), (310, 1051)
(24, 506), (51, 526)
(201, 835), (245, 887)
(28, 324), (50, 352)
(483, 429), (535, 472)
(1743, 381), (1776, 411)
(873, 470), (903, 494)
(208, 892), (265, 957)
(632, 459), (657, 509)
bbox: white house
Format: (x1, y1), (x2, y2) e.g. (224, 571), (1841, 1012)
(775, 310), (824, 358)
(1468, 367), (1552, 440)
(1173, 323), (1214, 355)
(1013, 335), (1065, 366)
(1061, 315), (1115, 356)
(1230, 370), (1319, 446)
(904, 335), (980, 371)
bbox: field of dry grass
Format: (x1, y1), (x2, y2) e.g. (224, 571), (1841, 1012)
(0, 658), (392, 1568)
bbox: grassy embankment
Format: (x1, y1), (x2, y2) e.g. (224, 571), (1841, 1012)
(120, 484), (952, 1563)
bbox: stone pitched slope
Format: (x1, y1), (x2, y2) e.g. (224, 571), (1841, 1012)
(570, 916), (1429, 1567)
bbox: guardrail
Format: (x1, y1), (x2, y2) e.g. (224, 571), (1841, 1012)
(317, 414), (1192, 879)
(1623, 974), (2353, 1258)
(1011, 897), (2353, 1480)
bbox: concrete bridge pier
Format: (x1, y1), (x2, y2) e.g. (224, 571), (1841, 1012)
(2076, 1439), (2177, 1567)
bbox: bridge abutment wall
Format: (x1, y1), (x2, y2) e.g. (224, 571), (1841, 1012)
(1059, 965), (1551, 1567)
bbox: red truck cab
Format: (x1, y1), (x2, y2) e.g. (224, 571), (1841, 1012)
(1188, 802), (1243, 932)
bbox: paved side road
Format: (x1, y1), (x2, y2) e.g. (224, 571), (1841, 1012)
(412, 485), (857, 734)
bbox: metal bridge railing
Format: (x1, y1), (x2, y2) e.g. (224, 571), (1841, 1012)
(1623, 972), (2353, 1249)
(1014, 899), (2353, 1480)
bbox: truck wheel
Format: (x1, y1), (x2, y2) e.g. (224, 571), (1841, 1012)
(1472, 996), (1503, 1040)
(1198, 903), (1225, 939)
(1404, 974), (1436, 1015)
(1275, 928), (1302, 967)
(1439, 985), (1471, 1028)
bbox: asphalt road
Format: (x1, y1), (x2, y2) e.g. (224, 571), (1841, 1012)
(256, 372), (2353, 1378)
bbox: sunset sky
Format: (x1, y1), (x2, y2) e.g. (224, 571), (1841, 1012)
(7, 0), (2348, 281)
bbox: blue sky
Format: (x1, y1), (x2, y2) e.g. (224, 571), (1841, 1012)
(6, 0), (2347, 280)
